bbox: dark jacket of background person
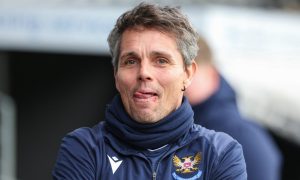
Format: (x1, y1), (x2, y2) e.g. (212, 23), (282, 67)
(192, 75), (282, 180)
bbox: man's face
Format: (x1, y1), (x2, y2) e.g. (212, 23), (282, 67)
(115, 28), (195, 124)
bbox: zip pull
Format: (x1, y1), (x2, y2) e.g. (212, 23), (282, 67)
(153, 172), (157, 180)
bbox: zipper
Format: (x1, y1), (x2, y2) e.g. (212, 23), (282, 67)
(150, 142), (188, 180)
(152, 172), (157, 180)
(152, 172), (156, 180)
(151, 144), (174, 180)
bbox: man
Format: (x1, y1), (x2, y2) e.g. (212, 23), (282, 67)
(185, 36), (282, 180)
(52, 3), (247, 179)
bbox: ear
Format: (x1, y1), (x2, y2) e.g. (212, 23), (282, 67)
(184, 60), (197, 88)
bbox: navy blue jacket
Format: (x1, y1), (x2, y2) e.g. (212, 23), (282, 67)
(53, 96), (247, 179)
(192, 76), (282, 180)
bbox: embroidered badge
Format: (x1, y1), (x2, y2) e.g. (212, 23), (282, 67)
(173, 152), (201, 174)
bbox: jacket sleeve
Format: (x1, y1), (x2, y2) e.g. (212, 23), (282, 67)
(211, 137), (247, 180)
(52, 128), (96, 180)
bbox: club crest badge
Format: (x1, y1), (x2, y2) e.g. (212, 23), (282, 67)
(172, 152), (202, 179)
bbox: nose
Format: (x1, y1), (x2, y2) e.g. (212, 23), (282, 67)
(138, 60), (152, 81)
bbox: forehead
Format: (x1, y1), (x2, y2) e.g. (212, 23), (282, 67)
(119, 28), (180, 57)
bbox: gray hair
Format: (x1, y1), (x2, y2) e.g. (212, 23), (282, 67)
(107, 2), (199, 71)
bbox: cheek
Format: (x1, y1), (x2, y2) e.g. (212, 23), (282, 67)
(115, 78), (119, 92)
(115, 73), (134, 93)
(161, 73), (185, 92)
(115, 73), (126, 93)
(114, 74), (121, 92)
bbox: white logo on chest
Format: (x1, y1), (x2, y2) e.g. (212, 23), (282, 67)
(107, 155), (123, 174)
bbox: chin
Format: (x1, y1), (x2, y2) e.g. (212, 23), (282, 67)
(133, 113), (160, 124)
(136, 117), (158, 124)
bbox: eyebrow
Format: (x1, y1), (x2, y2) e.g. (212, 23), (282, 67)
(119, 50), (173, 61)
(120, 51), (139, 61)
(150, 51), (173, 60)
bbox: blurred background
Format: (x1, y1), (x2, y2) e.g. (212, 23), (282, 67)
(0, 0), (300, 179)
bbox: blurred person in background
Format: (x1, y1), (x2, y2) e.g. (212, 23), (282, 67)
(185, 35), (282, 180)
(52, 3), (247, 179)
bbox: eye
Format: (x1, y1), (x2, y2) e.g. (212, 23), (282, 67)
(156, 58), (168, 65)
(125, 59), (137, 65)
(121, 57), (139, 66)
(119, 58), (138, 68)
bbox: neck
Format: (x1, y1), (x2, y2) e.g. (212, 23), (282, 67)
(105, 95), (194, 149)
